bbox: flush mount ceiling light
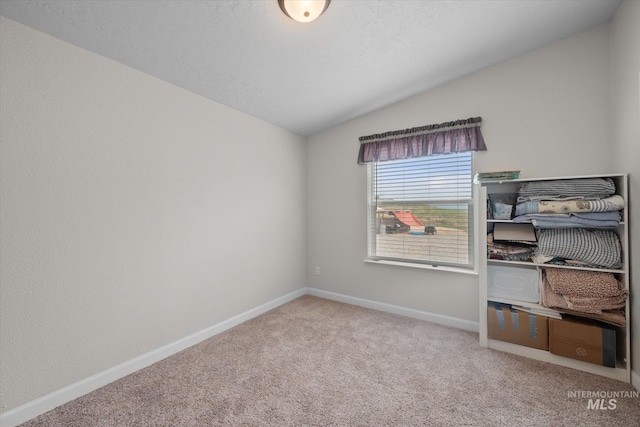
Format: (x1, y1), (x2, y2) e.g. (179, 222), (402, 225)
(278, 0), (331, 23)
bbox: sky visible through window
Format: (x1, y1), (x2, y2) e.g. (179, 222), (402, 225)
(375, 152), (472, 204)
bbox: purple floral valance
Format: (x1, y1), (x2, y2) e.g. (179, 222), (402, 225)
(357, 117), (487, 164)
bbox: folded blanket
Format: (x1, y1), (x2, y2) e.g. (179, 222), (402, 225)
(514, 195), (624, 216)
(544, 268), (622, 298)
(535, 228), (621, 269)
(513, 211), (621, 229)
(517, 178), (615, 202)
(540, 275), (627, 326)
(531, 218), (618, 229)
(554, 309), (626, 327)
(565, 293), (628, 314)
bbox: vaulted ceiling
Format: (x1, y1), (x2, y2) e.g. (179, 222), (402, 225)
(0, 0), (622, 136)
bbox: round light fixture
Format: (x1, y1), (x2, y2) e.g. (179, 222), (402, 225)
(278, 0), (331, 23)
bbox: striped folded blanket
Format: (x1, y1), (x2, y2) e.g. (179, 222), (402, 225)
(535, 228), (621, 269)
(517, 178), (616, 202)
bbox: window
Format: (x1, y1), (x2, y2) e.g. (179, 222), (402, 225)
(358, 116), (485, 269)
(367, 152), (474, 269)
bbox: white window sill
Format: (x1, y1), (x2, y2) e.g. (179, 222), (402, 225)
(364, 259), (478, 276)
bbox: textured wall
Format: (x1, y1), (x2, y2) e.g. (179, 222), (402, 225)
(306, 24), (613, 324)
(0, 17), (306, 412)
(610, 0), (640, 385)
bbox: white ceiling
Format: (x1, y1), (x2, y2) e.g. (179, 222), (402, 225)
(0, 0), (622, 136)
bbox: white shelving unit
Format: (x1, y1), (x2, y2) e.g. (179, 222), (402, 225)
(478, 174), (630, 383)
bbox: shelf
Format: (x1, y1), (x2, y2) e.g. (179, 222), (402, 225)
(486, 339), (629, 382)
(486, 298), (629, 325)
(487, 297), (544, 310)
(479, 172), (627, 185)
(487, 259), (625, 274)
(478, 174), (630, 384)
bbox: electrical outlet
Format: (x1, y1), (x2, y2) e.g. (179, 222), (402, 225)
(314, 266), (321, 276)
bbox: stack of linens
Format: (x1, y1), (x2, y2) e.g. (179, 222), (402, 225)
(486, 233), (534, 262)
(512, 178), (623, 268)
(541, 268), (627, 326)
(513, 178), (623, 230)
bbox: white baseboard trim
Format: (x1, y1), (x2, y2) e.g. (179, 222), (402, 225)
(0, 288), (306, 427)
(19, 286), (635, 426)
(306, 287), (479, 333)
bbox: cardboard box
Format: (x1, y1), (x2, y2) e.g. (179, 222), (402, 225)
(487, 303), (549, 350)
(549, 317), (616, 367)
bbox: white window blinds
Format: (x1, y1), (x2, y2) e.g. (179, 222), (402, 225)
(367, 152), (474, 268)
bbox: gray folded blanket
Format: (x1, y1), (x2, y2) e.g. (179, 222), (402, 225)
(517, 178), (616, 202)
(513, 211), (621, 229)
(535, 228), (622, 269)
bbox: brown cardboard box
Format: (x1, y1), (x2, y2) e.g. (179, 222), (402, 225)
(487, 303), (549, 350)
(549, 317), (616, 367)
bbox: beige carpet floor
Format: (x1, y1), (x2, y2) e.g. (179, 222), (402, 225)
(21, 295), (640, 426)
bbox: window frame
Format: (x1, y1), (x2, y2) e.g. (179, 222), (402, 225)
(366, 152), (476, 271)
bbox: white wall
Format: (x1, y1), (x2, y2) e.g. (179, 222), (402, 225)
(0, 16), (306, 412)
(306, 25), (613, 323)
(610, 0), (640, 385)
(2, 1), (637, 418)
